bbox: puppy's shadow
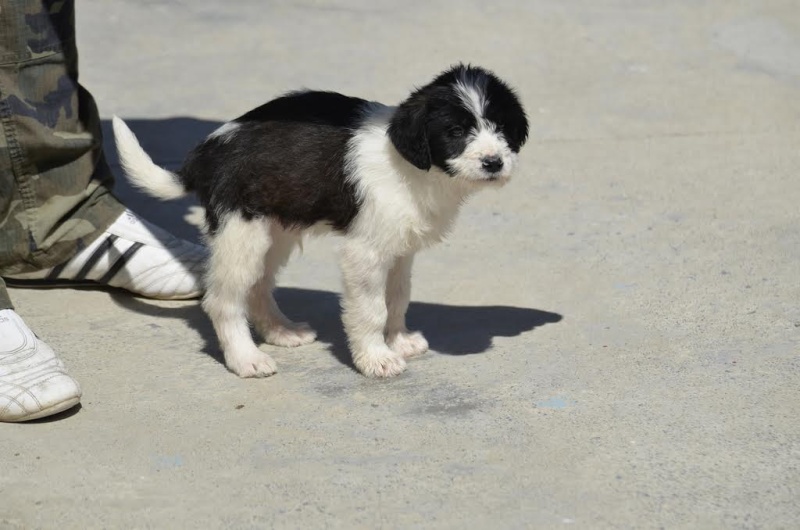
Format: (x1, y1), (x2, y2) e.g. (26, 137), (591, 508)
(276, 289), (562, 364)
(109, 290), (223, 364)
(112, 288), (562, 369)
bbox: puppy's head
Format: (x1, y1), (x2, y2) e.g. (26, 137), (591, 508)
(388, 64), (528, 184)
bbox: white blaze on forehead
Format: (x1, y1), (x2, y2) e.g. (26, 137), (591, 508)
(454, 78), (487, 121)
(208, 121), (241, 143)
(454, 76), (502, 136)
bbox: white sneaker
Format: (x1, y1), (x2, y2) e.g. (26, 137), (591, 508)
(0, 309), (81, 422)
(6, 209), (207, 300)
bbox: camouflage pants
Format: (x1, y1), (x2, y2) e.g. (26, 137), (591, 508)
(0, 0), (123, 309)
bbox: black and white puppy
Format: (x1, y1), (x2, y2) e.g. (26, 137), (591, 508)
(113, 64), (528, 378)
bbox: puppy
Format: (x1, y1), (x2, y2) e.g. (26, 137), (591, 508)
(113, 64), (529, 378)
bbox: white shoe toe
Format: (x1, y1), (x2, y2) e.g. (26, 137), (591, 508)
(0, 310), (82, 422)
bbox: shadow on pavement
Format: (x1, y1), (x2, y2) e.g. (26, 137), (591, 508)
(22, 403), (83, 424)
(101, 116), (222, 170)
(112, 287), (563, 370)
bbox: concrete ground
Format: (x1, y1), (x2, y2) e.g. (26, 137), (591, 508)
(2, 1), (799, 528)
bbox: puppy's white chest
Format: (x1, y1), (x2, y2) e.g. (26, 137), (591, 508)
(346, 115), (470, 253)
(350, 175), (463, 252)
(398, 188), (462, 247)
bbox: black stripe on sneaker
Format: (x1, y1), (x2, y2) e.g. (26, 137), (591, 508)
(74, 235), (118, 281)
(97, 242), (144, 285)
(46, 260), (69, 280)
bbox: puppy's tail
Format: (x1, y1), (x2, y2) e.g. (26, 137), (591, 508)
(112, 116), (187, 200)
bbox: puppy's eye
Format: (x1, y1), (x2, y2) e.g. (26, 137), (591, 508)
(448, 126), (465, 138)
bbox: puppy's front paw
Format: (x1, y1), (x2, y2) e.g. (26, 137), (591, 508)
(264, 322), (317, 348)
(354, 347), (407, 378)
(226, 349), (278, 378)
(387, 331), (429, 358)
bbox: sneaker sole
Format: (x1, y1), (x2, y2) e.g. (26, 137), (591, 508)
(2, 396), (81, 423)
(3, 278), (201, 301)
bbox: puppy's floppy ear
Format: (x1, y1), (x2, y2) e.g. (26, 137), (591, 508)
(388, 93), (431, 171)
(503, 105), (529, 153)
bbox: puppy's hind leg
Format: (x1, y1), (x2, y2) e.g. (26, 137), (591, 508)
(203, 213), (277, 378)
(249, 222), (317, 348)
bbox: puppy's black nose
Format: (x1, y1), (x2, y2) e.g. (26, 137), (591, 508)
(481, 156), (504, 173)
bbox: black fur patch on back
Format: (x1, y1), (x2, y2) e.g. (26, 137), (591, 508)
(178, 91), (368, 234)
(237, 91), (370, 128)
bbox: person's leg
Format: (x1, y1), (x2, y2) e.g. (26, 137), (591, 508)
(0, 0), (205, 300)
(0, 1), (83, 422)
(0, 1), (204, 422)
(0, 1), (123, 275)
